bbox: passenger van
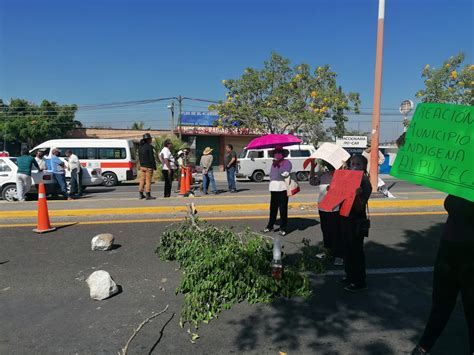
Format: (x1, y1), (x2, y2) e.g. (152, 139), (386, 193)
(31, 139), (137, 186)
(237, 144), (317, 182)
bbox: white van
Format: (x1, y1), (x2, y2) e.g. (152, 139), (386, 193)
(237, 144), (317, 182)
(31, 139), (137, 186)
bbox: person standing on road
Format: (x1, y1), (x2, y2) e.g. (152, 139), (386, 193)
(159, 139), (175, 198)
(138, 133), (157, 200)
(225, 144), (238, 193)
(65, 150), (82, 198)
(50, 148), (72, 200)
(309, 160), (344, 266)
(263, 146), (292, 237)
(14, 148), (42, 202)
(411, 195), (474, 354)
(35, 149), (47, 170)
(200, 147), (217, 195)
(340, 154), (372, 292)
(175, 150), (185, 193)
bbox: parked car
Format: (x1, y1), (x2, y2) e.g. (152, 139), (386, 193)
(0, 157), (103, 201)
(30, 139), (137, 187)
(236, 144), (318, 182)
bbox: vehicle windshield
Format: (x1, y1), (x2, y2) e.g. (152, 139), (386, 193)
(238, 149), (247, 159)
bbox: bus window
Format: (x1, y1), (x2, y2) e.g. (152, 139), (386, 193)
(87, 148), (97, 159)
(98, 148), (126, 159)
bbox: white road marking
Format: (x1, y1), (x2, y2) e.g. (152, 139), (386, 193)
(323, 266), (433, 276)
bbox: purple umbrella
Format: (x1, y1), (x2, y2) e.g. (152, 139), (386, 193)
(246, 134), (302, 149)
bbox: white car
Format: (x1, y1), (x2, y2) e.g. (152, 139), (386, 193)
(0, 157), (104, 201)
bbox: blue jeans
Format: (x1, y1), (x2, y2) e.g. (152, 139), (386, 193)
(202, 169), (217, 193)
(53, 173), (69, 198)
(226, 166), (236, 191)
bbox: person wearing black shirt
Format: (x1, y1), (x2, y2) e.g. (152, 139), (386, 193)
(412, 195), (474, 354)
(138, 133), (156, 200)
(340, 155), (372, 292)
(224, 144), (238, 193)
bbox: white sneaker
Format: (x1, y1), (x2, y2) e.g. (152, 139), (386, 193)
(333, 257), (344, 266)
(316, 252), (326, 259)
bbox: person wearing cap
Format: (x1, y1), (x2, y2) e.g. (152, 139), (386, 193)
(50, 148), (72, 200)
(200, 147), (217, 195)
(159, 138), (176, 198)
(138, 133), (157, 200)
(175, 150), (185, 193)
(263, 146), (292, 236)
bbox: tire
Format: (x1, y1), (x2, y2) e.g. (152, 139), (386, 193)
(102, 172), (118, 187)
(66, 178), (71, 194)
(1, 184), (17, 202)
(296, 171), (309, 182)
(251, 170), (265, 183)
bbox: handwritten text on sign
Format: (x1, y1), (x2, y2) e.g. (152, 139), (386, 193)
(319, 170), (363, 216)
(390, 103), (473, 201)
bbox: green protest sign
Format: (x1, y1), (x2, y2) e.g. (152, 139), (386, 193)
(390, 103), (474, 201)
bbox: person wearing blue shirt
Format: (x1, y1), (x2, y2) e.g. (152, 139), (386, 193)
(50, 148), (72, 200)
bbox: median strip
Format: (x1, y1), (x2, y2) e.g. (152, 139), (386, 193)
(0, 199), (445, 220)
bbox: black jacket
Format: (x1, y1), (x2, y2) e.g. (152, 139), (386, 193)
(138, 142), (156, 170)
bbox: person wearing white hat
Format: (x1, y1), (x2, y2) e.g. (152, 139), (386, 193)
(175, 150), (185, 193)
(200, 147), (217, 195)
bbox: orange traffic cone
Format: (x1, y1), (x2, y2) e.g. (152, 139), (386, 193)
(186, 166), (193, 191)
(179, 168), (187, 195)
(33, 183), (56, 234)
(184, 167), (191, 193)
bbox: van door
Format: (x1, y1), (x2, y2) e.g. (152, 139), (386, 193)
(247, 150), (267, 182)
(289, 149), (312, 181)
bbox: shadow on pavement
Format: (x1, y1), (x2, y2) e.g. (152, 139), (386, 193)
(229, 222), (470, 354)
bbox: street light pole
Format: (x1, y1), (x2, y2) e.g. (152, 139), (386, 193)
(177, 95), (183, 139)
(167, 101), (175, 134)
(369, 0), (385, 190)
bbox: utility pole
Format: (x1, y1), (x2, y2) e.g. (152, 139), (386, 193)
(167, 101), (175, 134)
(369, 0), (385, 190)
(177, 95), (183, 139)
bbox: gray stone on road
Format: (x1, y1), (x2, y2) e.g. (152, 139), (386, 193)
(0, 216), (469, 354)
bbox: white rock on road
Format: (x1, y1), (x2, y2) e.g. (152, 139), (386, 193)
(91, 233), (114, 251)
(86, 270), (119, 300)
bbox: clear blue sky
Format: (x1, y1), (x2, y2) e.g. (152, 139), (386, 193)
(0, 0), (472, 141)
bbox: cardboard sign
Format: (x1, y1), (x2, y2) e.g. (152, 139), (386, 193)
(307, 143), (351, 170)
(390, 103), (474, 202)
(319, 170), (363, 216)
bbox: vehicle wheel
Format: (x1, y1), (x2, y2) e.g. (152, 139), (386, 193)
(251, 170), (265, 183)
(66, 178), (71, 194)
(2, 184), (17, 202)
(102, 172), (118, 187)
(296, 171), (309, 182)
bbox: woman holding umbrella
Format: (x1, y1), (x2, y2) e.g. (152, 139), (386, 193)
(263, 145), (292, 236)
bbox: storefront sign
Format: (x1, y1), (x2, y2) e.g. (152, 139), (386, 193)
(336, 136), (368, 148)
(179, 125), (261, 136)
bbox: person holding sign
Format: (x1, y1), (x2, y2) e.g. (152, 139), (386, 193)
(309, 160), (344, 266)
(339, 155), (372, 292)
(263, 146), (292, 237)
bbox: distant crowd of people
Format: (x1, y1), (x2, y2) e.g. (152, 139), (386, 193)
(137, 133), (238, 199)
(13, 148), (83, 202)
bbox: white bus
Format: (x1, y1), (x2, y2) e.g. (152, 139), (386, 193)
(31, 139), (138, 186)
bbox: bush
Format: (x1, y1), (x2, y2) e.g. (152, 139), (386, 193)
(156, 220), (322, 329)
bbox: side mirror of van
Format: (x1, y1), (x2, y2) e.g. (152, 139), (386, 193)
(250, 157), (255, 161)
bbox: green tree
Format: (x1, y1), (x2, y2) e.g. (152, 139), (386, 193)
(415, 53), (473, 105)
(0, 99), (80, 146)
(130, 121), (150, 130)
(209, 52), (360, 139)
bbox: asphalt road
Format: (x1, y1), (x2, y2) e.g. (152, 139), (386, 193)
(0, 214), (470, 354)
